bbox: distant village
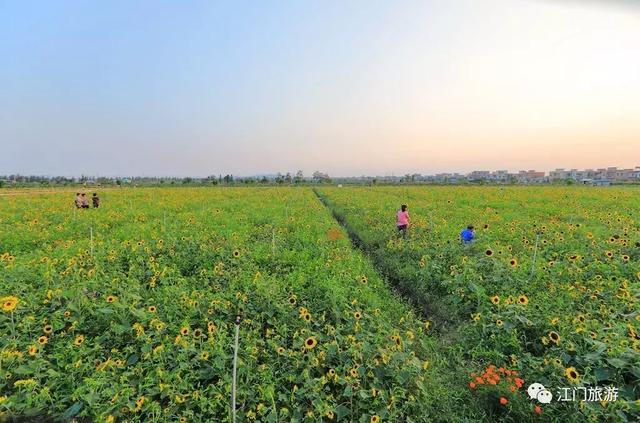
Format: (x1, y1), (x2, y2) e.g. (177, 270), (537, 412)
(341, 166), (640, 185)
(421, 166), (640, 185)
(1, 166), (639, 187)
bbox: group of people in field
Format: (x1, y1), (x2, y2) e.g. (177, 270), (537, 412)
(75, 192), (100, 209)
(395, 204), (475, 244)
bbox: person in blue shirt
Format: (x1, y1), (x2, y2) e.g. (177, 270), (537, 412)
(460, 225), (475, 244)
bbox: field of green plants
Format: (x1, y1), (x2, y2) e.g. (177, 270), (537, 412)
(1, 186), (638, 422)
(316, 186), (639, 422)
(0, 188), (469, 422)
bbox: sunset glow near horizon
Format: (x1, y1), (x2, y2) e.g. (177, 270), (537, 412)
(1, 0), (639, 177)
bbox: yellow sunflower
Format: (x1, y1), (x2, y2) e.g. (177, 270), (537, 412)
(490, 295), (500, 305)
(134, 396), (145, 411)
(2, 296), (19, 313)
(304, 337), (317, 350)
(548, 331), (560, 344)
(517, 295), (529, 306)
(565, 367), (580, 383)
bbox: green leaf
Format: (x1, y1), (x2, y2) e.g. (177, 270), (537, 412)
(126, 354), (139, 366)
(12, 365), (33, 375)
(607, 358), (627, 369)
(593, 367), (613, 382)
(336, 404), (350, 421)
(398, 371), (411, 384)
(616, 411), (629, 422)
(266, 410), (277, 423)
(62, 401), (83, 419)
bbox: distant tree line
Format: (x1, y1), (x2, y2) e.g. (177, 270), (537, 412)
(0, 171), (334, 188)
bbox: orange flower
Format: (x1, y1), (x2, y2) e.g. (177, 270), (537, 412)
(469, 382), (476, 389)
(499, 397), (508, 406)
(514, 378), (524, 388)
(534, 405), (542, 415)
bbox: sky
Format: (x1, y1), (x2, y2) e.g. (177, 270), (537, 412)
(1, 0), (639, 177)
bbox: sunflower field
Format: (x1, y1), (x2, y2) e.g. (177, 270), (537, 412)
(0, 187), (478, 422)
(316, 186), (639, 422)
(1, 186), (638, 422)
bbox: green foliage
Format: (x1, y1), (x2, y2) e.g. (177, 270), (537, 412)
(317, 186), (640, 421)
(0, 188), (460, 422)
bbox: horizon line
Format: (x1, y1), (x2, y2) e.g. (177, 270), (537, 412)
(2, 164), (639, 180)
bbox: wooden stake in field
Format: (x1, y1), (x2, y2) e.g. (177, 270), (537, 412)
(231, 314), (241, 423)
(529, 233), (541, 280)
(271, 227), (276, 255)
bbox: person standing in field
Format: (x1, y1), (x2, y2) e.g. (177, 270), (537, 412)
(460, 225), (475, 245)
(81, 193), (89, 209)
(75, 193), (83, 208)
(396, 204), (410, 239)
(92, 193), (100, 208)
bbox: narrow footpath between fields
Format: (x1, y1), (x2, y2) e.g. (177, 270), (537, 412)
(312, 188), (487, 418)
(313, 188), (457, 331)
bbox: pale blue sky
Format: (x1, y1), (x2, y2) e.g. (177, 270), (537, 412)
(1, 0), (639, 177)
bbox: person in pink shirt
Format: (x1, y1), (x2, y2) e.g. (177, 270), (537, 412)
(396, 204), (410, 239)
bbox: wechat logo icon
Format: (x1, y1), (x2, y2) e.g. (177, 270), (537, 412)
(528, 383), (553, 404)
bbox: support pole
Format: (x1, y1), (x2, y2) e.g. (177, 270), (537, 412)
(231, 314), (241, 423)
(271, 228), (276, 255)
(529, 233), (541, 280)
